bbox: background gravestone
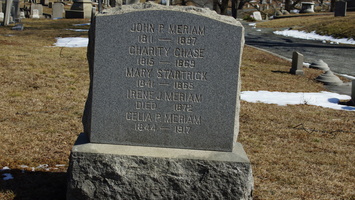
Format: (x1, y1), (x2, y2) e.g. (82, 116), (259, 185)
(253, 11), (262, 20)
(67, 3), (253, 199)
(4, 0), (13, 25)
(30, 3), (43, 18)
(334, 1), (347, 16)
(290, 51), (304, 75)
(52, 2), (64, 18)
(65, 0), (92, 18)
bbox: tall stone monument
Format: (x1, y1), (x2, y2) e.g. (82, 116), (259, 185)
(67, 3), (253, 199)
(4, 0), (13, 25)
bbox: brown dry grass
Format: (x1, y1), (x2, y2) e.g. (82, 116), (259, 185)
(0, 17), (354, 199)
(257, 12), (355, 39)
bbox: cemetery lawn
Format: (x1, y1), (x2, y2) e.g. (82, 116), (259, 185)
(0, 18), (354, 199)
(257, 12), (355, 39)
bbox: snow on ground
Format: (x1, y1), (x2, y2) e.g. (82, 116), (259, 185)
(73, 23), (91, 26)
(241, 91), (354, 111)
(66, 29), (89, 32)
(273, 30), (355, 45)
(53, 37), (88, 47)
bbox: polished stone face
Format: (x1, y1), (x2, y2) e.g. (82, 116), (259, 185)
(87, 7), (244, 151)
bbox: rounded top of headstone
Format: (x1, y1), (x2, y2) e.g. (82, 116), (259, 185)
(315, 70), (343, 85)
(309, 59), (330, 71)
(99, 2), (241, 27)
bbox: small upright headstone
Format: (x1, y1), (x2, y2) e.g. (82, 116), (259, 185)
(253, 11), (262, 20)
(20, 11), (25, 19)
(12, 0), (21, 22)
(290, 51), (304, 75)
(67, 3), (253, 199)
(334, 1), (347, 16)
(31, 9), (40, 18)
(30, 4), (43, 18)
(52, 2), (64, 18)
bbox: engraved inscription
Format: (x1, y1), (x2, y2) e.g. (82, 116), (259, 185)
(124, 22), (208, 134)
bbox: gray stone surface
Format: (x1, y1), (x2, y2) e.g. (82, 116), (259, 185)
(84, 3), (244, 152)
(335, 1), (347, 17)
(352, 80), (355, 103)
(52, 2), (64, 18)
(30, 4), (43, 18)
(316, 70), (343, 86)
(252, 11), (262, 20)
(290, 51), (304, 75)
(67, 133), (253, 200)
(309, 59), (330, 71)
(300, 2), (315, 13)
(4, 0), (13, 25)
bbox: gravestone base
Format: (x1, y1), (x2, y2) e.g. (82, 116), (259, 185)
(290, 69), (304, 75)
(67, 133), (253, 200)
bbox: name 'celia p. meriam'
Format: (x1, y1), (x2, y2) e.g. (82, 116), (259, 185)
(127, 89), (202, 103)
(126, 112), (202, 125)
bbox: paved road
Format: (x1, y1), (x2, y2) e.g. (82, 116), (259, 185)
(243, 21), (355, 77)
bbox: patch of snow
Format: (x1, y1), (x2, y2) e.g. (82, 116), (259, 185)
(53, 37), (88, 47)
(248, 23), (256, 27)
(66, 29), (89, 32)
(241, 91), (354, 111)
(2, 173), (14, 180)
(338, 74), (355, 80)
(273, 30), (355, 45)
(1, 166), (10, 171)
(73, 23), (91, 26)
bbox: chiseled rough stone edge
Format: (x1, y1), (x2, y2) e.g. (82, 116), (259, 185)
(67, 133), (254, 200)
(99, 2), (240, 27)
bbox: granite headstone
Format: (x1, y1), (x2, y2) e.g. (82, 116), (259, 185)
(334, 1), (347, 16)
(290, 51), (304, 75)
(52, 2), (64, 18)
(4, 0), (13, 25)
(86, 4), (243, 152)
(67, 3), (253, 199)
(252, 11), (262, 20)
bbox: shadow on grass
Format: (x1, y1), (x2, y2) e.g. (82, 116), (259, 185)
(272, 70), (290, 74)
(1, 169), (67, 200)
